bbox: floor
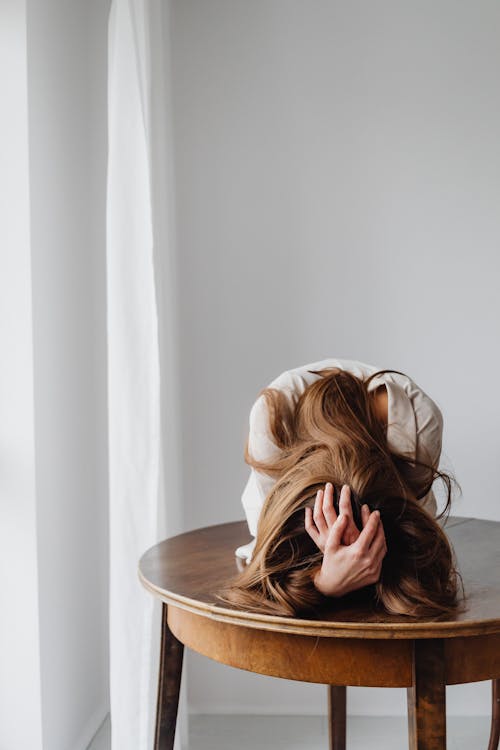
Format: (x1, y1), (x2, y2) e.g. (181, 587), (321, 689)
(88, 712), (491, 749)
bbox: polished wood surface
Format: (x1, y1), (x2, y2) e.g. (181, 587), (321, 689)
(328, 686), (346, 750)
(167, 604), (413, 686)
(154, 605), (183, 750)
(488, 679), (500, 750)
(140, 517), (500, 750)
(444, 633), (500, 685)
(139, 516), (500, 639)
(407, 640), (446, 750)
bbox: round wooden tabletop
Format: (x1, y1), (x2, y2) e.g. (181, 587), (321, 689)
(138, 515), (500, 640)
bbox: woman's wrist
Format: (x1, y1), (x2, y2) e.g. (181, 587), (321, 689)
(311, 563), (345, 598)
(312, 564), (333, 597)
(310, 564), (323, 590)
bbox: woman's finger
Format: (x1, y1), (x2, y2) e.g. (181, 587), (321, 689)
(325, 513), (348, 553)
(361, 503), (370, 527)
(338, 485), (354, 520)
(369, 520), (387, 559)
(313, 489), (328, 536)
(355, 509), (380, 553)
(322, 482), (337, 527)
(304, 507), (321, 546)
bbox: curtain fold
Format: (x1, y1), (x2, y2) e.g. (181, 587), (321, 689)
(106, 1), (186, 747)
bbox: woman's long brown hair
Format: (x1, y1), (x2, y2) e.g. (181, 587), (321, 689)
(216, 367), (462, 619)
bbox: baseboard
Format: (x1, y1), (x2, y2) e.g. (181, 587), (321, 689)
(187, 707), (491, 717)
(73, 705), (110, 750)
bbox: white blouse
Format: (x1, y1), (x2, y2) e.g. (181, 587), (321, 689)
(235, 358), (439, 563)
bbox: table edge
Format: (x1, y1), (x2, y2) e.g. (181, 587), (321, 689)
(138, 568), (500, 640)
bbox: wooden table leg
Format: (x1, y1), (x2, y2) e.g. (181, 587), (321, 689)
(328, 685), (346, 750)
(488, 679), (500, 750)
(154, 603), (184, 750)
(407, 639), (446, 750)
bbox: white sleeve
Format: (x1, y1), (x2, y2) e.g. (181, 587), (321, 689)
(239, 394), (283, 538)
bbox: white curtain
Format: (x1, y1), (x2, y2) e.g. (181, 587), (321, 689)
(106, 1), (187, 748)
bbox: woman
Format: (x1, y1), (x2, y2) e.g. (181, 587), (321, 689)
(217, 358), (460, 618)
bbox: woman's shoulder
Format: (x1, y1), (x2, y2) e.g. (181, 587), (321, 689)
(249, 358), (384, 430)
(268, 358), (381, 390)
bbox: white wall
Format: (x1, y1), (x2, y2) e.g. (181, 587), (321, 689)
(0, 2), (43, 747)
(169, 0), (500, 717)
(0, 1), (110, 748)
(26, 0), (110, 747)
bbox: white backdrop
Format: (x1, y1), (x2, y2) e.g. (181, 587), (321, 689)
(1, 1), (110, 748)
(169, 0), (500, 718)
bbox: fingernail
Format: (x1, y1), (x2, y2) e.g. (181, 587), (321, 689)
(374, 510), (380, 518)
(326, 482), (332, 489)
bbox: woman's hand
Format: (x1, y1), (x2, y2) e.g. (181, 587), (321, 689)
(304, 483), (360, 552)
(309, 505), (387, 598)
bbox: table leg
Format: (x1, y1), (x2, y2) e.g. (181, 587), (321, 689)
(154, 603), (184, 750)
(488, 679), (500, 750)
(407, 639), (446, 750)
(328, 685), (346, 750)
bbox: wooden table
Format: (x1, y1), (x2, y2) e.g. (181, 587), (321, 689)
(138, 516), (500, 750)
